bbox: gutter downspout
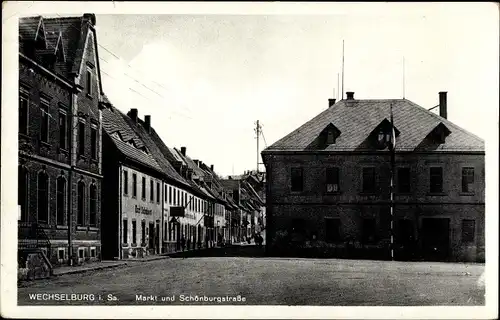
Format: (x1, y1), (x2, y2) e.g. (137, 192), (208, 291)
(118, 162), (122, 260)
(67, 88), (77, 266)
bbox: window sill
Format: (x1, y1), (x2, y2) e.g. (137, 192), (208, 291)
(460, 192), (475, 196)
(88, 226), (99, 231)
(40, 141), (51, 148)
(122, 243), (129, 247)
(359, 192), (377, 196)
(324, 192), (341, 195)
(76, 226), (87, 231)
(90, 158), (98, 163)
(78, 155), (87, 161)
(56, 225), (68, 229)
(35, 223), (50, 229)
(427, 193), (447, 196)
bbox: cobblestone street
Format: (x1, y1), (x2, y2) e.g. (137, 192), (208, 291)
(18, 255), (485, 306)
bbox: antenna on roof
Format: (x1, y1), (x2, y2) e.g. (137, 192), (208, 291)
(337, 73), (340, 101)
(341, 40), (345, 100)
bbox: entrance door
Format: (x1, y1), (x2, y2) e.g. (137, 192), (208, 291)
(421, 218), (450, 261)
(148, 222), (155, 253)
(396, 219), (416, 260)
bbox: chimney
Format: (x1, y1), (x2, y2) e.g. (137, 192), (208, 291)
(83, 13), (96, 26)
(180, 147), (186, 156)
(194, 159), (199, 167)
(439, 91), (447, 119)
(328, 99), (336, 108)
(129, 108), (138, 123)
(346, 92), (355, 100)
(144, 115), (151, 133)
(210, 164), (214, 172)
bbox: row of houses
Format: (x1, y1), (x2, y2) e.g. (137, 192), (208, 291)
(17, 13), (265, 269)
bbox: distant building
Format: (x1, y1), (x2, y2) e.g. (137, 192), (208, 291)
(262, 92), (484, 262)
(18, 14), (105, 267)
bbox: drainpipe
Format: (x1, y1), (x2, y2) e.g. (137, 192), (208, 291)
(67, 89), (77, 266)
(118, 162), (122, 260)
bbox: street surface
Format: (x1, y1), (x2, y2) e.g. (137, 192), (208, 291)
(18, 254), (484, 306)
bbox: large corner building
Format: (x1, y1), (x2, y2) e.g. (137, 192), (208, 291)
(262, 92), (485, 262)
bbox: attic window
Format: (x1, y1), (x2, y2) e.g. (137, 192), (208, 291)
(429, 122), (451, 144)
(371, 118), (399, 150)
(319, 123), (341, 147)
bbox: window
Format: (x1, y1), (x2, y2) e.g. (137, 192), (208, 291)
(19, 92), (29, 135)
(362, 167), (376, 193)
(40, 98), (50, 143)
(430, 167), (443, 193)
(132, 220), (137, 244)
(89, 184), (97, 226)
(462, 167), (474, 193)
(78, 248), (85, 259)
(123, 219), (128, 243)
(77, 181), (85, 225)
(327, 130), (336, 144)
(123, 170), (128, 195)
(150, 179), (154, 201)
(78, 121), (85, 156)
(142, 177), (146, 199)
(58, 248), (65, 260)
(141, 220), (146, 244)
(462, 219), (475, 243)
(326, 167), (339, 193)
(90, 247), (96, 258)
(156, 182), (160, 203)
(59, 112), (67, 150)
(18, 166), (29, 222)
(397, 167), (411, 193)
(362, 218), (377, 244)
(290, 168), (303, 192)
(56, 176), (66, 225)
(164, 185), (167, 202)
(325, 218), (341, 243)
(173, 188), (177, 205)
(91, 125), (97, 159)
(37, 171), (49, 223)
(184, 193), (187, 207)
(86, 69), (93, 96)
(132, 173), (137, 197)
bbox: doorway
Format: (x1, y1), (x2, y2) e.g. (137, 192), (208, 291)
(421, 218), (450, 261)
(148, 222), (155, 254)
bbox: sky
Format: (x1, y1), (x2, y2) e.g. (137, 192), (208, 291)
(12, 3), (500, 177)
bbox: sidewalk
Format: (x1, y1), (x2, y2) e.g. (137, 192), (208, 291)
(53, 260), (128, 276)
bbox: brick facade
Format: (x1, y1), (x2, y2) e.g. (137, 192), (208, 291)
(263, 152), (485, 262)
(18, 15), (103, 267)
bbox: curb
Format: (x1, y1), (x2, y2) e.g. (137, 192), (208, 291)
(53, 263), (128, 276)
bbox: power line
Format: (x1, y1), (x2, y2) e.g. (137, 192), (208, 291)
(52, 14), (192, 118)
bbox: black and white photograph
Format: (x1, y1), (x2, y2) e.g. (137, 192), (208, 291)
(1, 1), (498, 319)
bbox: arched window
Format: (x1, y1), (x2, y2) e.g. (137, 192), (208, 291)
(89, 184), (97, 226)
(77, 181), (85, 226)
(56, 176), (66, 225)
(37, 171), (49, 223)
(18, 166), (29, 222)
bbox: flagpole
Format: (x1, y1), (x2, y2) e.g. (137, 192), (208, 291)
(390, 103), (396, 261)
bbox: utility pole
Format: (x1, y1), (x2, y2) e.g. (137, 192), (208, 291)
(389, 103), (396, 261)
(255, 120), (261, 173)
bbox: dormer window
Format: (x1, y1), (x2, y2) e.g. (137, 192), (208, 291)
(428, 122), (451, 144)
(327, 129), (336, 144)
(370, 118), (399, 150)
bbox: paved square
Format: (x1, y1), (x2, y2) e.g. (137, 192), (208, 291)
(18, 257), (484, 306)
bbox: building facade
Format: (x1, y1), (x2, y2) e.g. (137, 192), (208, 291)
(18, 14), (104, 267)
(101, 103), (165, 260)
(262, 92), (485, 262)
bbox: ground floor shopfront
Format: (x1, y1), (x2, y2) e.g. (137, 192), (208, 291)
(266, 203), (485, 262)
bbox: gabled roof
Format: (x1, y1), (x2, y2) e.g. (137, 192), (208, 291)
(102, 105), (162, 173)
(264, 99), (484, 153)
(19, 14), (102, 91)
(123, 114), (191, 189)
